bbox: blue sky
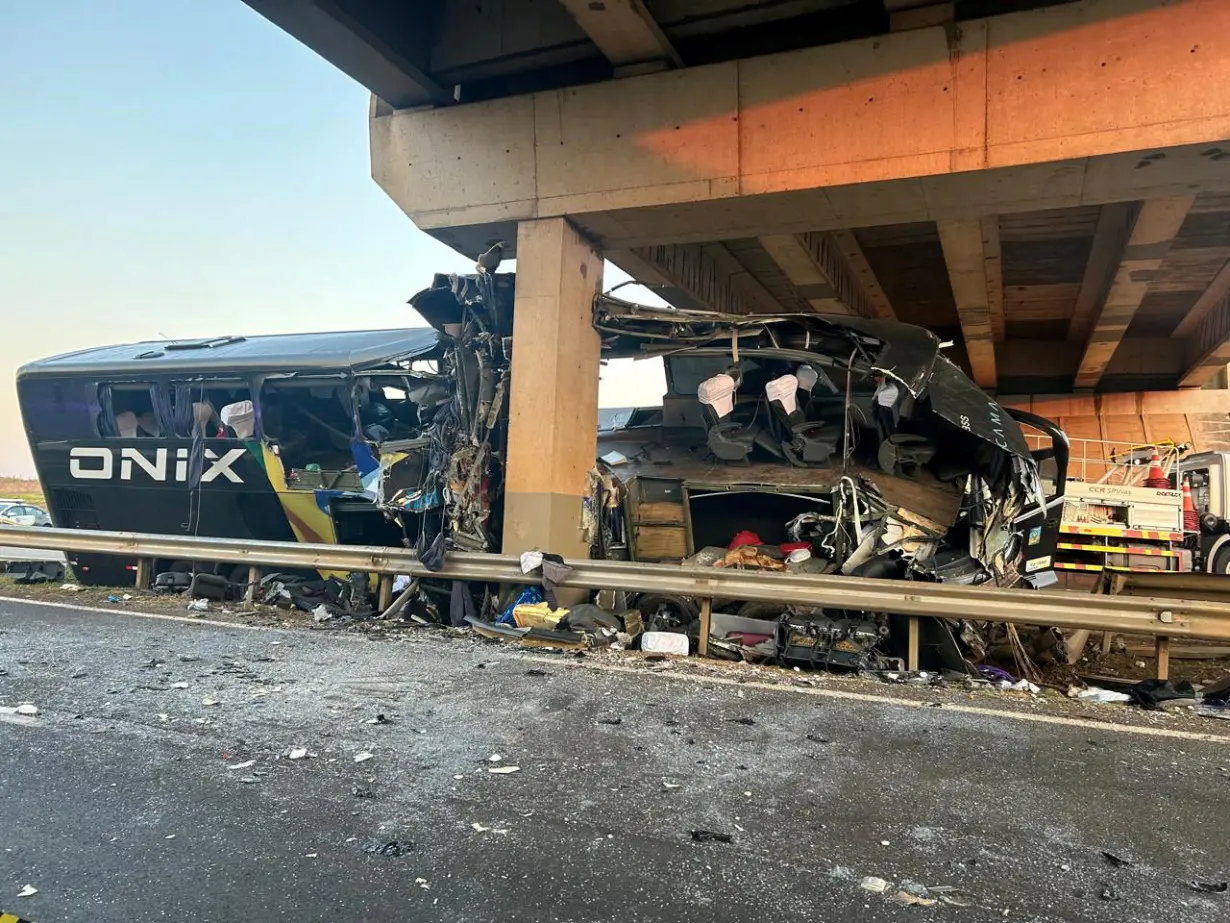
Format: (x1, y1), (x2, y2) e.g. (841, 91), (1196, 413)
(0, 1), (662, 476)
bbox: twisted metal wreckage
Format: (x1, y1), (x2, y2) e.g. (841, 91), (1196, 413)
(375, 272), (1070, 675)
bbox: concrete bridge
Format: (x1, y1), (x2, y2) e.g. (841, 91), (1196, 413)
(242, 0), (1230, 552)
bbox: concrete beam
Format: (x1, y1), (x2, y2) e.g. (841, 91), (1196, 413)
(610, 244), (758, 314)
(372, 0), (1230, 246)
(1075, 196), (1194, 389)
(1172, 255), (1230, 340)
(979, 215), (1005, 342)
(937, 218), (997, 388)
(244, 0), (449, 109)
(502, 218), (603, 563)
(998, 337), (1185, 381)
(557, 0), (682, 69)
(888, 2), (954, 33)
(831, 230), (896, 320)
(701, 243), (788, 313)
(1068, 202), (1140, 343)
(1180, 289), (1230, 388)
(758, 232), (893, 318)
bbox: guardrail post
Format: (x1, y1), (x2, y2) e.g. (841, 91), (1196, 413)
(1155, 636), (1170, 680)
(697, 597), (712, 658)
(245, 565), (261, 605)
(907, 616), (920, 671)
(377, 574), (393, 612)
(134, 558), (151, 590)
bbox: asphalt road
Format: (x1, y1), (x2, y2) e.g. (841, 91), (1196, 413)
(1, 598), (1228, 923)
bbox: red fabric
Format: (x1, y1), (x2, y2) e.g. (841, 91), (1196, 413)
(728, 530), (763, 549)
(780, 541), (812, 554)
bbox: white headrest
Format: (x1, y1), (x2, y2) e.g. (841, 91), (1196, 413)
(697, 373), (736, 418)
(192, 401), (216, 426)
(221, 400), (256, 439)
(765, 374), (799, 416)
(874, 379), (900, 407)
(795, 365), (819, 393)
(115, 411), (139, 438)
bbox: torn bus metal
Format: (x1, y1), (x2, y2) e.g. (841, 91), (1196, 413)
(18, 267), (1069, 674)
(586, 294), (1068, 671)
(16, 272), (514, 587)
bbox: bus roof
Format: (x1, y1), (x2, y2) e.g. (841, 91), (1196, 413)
(17, 327), (442, 380)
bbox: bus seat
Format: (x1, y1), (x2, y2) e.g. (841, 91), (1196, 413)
(766, 374), (838, 466)
(697, 372), (760, 464)
(115, 411), (139, 438)
(192, 401), (217, 432)
(136, 411), (160, 437)
(221, 400), (255, 439)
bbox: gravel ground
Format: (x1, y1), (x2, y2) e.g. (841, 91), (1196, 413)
(1, 598), (1228, 922)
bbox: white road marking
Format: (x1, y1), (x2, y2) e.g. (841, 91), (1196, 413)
(5, 594), (1226, 745)
(526, 656), (1230, 745)
(0, 595), (281, 633)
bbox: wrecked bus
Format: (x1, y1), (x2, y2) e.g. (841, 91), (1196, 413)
(588, 294), (1068, 667)
(17, 268), (1066, 668)
(16, 273), (514, 586)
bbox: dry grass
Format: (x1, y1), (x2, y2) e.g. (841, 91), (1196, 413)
(0, 476), (44, 507)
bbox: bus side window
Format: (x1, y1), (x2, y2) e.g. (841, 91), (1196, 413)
(169, 384), (253, 438)
(103, 383), (161, 438)
(16, 379), (100, 440)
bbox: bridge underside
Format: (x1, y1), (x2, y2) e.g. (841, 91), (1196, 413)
(245, 0), (1230, 551)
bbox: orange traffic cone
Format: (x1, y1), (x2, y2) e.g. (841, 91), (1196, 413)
(1144, 450), (1170, 489)
(1182, 476), (1199, 532)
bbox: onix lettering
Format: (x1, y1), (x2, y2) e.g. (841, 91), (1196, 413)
(69, 447), (246, 483)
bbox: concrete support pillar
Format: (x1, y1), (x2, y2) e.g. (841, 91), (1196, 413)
(501, 218), (603, 562)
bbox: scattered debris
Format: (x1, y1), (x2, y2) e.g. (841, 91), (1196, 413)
(60, 583), (82, 592)
(312, 605), (333, 624)
(415, 878), (430, 890)
(170, 682), (189, 689)
(17, 885), (38, 897)
(860, 877), (890, 893)
(365, 714), (392, 725)
(690, 830), (733, 844)
(288, 748), (309, 760)
(351, 787), (374, 799)
(226, 759), (256, 771)
(1099, 886), (1119, 902)
(896, 890), (937, 907)
(597, 716), (623, 726)
(663, 782), (681, 790)
(1189, 881), (1228, 894)
(642, 632), (690, 656)
(201, 697), (220, 706)
(186, 599), (209, 613)
(488, 766), (520, 774)
(1071, 686), (1132, 705)
(15, 704), (38, 716)
(728, 717), (756, 726)
(364, 840), (412, 858)
(1101, 851), (1132, 868)
(354, 751), (374, 763)
(526, 669), (549, 676)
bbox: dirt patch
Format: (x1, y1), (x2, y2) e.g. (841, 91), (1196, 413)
(0, 476), (44, 506)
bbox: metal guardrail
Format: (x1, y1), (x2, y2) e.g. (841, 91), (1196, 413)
(1, 526), (1226, 675)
